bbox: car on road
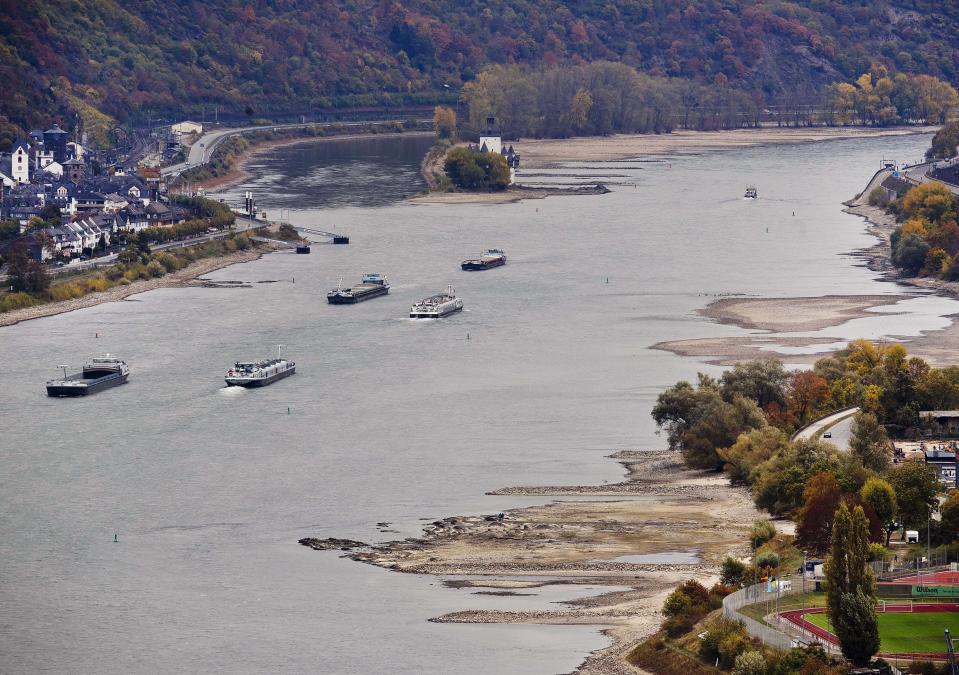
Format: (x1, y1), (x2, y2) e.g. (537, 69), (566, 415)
(822, 431), (832, 438)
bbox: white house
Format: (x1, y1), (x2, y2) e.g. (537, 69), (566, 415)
(0, 170), (13, 188)
(171, 120), (203, 136)
(35, 149), (55, 170)
(478, 116), (502, 155)
(11, 138), (30, 184)
(40, 161), (63, 178)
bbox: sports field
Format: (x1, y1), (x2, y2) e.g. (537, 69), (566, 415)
(804, 611), (958, 654)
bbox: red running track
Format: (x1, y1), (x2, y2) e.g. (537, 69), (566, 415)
(779, 604), (959, 660)
(881, 571), (959, 586)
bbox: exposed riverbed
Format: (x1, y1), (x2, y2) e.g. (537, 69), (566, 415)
(3, 131), (958, 674)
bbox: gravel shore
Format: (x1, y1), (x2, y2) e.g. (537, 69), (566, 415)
(0, 244), (274, 328)
(301, 450), (762, 674)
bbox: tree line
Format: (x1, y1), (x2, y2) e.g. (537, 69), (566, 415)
(460, 61), (957, 139)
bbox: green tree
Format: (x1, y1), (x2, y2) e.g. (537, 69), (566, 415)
(860, 477), (898, 546)
(940, 489), (959, 542)
(0, 219), (20, 241)
(887, 459), (940, 533)
(719, 358), (790, 409)
(928, 121), (959, 160)
(826, 503), (877, 665)
(6, 242), (49, 294)
(892, 233), (930, 276)
(834, 588), (881, 666)
(849, 412), (890, 472)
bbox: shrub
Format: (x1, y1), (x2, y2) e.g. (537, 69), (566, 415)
(48, 283), (85, 301)
(720, 557), (747, 585)
(732, 650), (766, 675)
(754, 550), (780, 570)
(661, 615), (694, 638)
(235, 234), (251, 250)
(146, 260), (166, 278)
(662, 590), (691, 618)
(718, 632), (751, 669)
(0, 291), (37, 312)
(868, 186), (889, 207)
(699, 618), (748, 665)
(868, 543), (889, 562)
(750, 520), (776, 549)
(153, 252), (180, 272)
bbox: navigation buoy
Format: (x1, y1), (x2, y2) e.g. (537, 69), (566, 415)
(467, 333), (470, 340)
(114, 533), (118, 543)
(287, 407), (291, 414)
(605, 277), (609, 284)
(792, 211), (795, 216)
(95, 332), (99, 338)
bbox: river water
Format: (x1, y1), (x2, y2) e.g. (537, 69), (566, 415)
(2, 132), (955, 674)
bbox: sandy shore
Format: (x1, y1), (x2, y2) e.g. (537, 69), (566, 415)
(0, 244), (275, 327)
(301, 450), (761, 674)
(516, 126), (938, 170)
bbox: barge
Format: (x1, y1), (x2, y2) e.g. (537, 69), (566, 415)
(327, 274), (390, 304)
(410, 285), (463, 319)
(744, 185), (758, 199)
(225, 346), (296, 387)
(46, 355), (129, 397)
(461, 249), (507, 271)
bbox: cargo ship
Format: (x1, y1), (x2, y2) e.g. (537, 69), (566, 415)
(46, 355), (129, 397)
(225, 346), (296, 387)
(410, 285), (464, 318)
(461, 249), (507, 271)
(327, 274), (390, 304)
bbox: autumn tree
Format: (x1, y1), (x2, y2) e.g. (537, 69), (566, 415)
(433, 106), (457, 140)
(787, 371), (829, 422)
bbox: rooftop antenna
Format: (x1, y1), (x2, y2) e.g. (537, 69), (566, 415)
(276, 344), (284, 360)
(56, 364), (69, 379)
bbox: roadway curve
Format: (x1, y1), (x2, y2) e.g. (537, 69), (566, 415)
(792, 407), (860, 449)
(159, 119), (428, 178)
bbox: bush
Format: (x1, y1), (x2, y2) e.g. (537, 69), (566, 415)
(721, 557), (747, 585)
(146, 260), (166, 278)
(754, 550), (780, 570)
(868, 186), (889, 207)
(718, 633), (751, 669)
(750, 520), (776, 549)
(48, 283), (85, 301)
(732, 650), (766, 675)
(0, 291), (37, 312)
(661, 615), (694, 638)
(699, 618), (748, 665)
(152, 252), (181, 272)
(868, 543), (889, 562)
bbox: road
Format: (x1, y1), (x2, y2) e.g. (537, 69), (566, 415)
(793, 407), (859, 450)
(159, 119), (429, 178)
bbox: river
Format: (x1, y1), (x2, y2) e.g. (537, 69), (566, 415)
(1, 132), (955, 674)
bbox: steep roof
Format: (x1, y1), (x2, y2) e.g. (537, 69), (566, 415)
(12, 138), (29, 153)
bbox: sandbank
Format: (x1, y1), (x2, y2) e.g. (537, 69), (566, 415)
(301, 450), (762, 674)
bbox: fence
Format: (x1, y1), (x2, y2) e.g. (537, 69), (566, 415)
(723, 575), (810, 650)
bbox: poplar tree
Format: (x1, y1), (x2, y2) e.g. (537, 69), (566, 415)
(826, 503), (879, 666)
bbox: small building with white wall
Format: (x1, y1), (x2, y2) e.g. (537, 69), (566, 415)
(478, 116), (502, 155)
(11, 138), (30, 184)
(171, 120), (203, 136)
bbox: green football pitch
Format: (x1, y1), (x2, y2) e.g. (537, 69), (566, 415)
(804, 611), (958, 654)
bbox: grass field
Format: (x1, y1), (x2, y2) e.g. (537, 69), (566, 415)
(804, 611), (958, 654)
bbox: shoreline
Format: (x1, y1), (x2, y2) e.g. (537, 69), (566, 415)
(411, 126), (936, 205)
(0, 243), (276, 328)
(301, 450), (762, 674)
(194, 130), (435, 193)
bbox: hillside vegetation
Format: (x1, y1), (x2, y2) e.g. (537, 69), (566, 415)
(1, 0), (958, 146)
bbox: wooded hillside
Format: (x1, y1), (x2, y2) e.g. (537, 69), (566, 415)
(1, 0), (958, 146)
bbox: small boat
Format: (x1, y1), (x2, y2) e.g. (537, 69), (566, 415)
(46, 355), (129, 397)
(744, 185), (758, 199)
(461, 249), (507, 271)
(327, 274), (390, 304)
(410, 285), (463, 319)
(225, 346), (296, 387)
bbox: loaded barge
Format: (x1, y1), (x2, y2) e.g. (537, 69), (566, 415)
(46, 355), (129, 397)
(461, 249), (507, 271)
(225, 346), (296, 387)
(327, 274), (390, 304)
(410, 285), (464, 319)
